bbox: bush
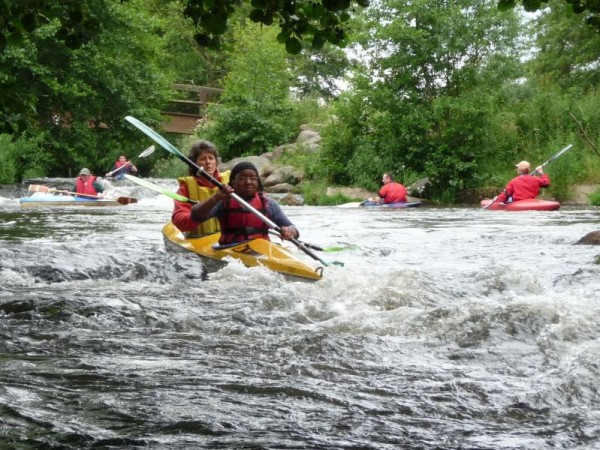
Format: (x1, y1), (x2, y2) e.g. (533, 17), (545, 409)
(0, 135), (18, 184)
(0, 133), (47, 183)
(589, 190), (600, 206)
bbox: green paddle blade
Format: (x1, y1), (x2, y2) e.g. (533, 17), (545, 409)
(125, 116), (186, 159)
(322, 245), (357, 253)
(124, 174), (195, 203)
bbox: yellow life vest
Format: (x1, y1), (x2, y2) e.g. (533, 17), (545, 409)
(178, 171), (230, 237)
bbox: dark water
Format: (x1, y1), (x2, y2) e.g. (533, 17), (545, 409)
(1, 181), (600, 449)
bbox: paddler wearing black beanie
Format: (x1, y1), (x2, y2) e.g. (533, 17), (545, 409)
(191, 161), (299, 245)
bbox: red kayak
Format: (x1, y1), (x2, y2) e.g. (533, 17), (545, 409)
(480, 198), (560, 211)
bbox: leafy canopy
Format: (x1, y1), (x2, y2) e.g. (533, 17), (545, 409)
(498, 0), (600, 29)
(1, 1), (598, 57)
(183, 0), (370, 54)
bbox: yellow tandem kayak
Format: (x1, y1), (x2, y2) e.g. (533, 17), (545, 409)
(162, 222), (323, 282)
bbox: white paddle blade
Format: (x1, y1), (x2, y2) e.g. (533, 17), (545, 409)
(139, 145), (155, 158)
(336, 202), (362, 208)
(28, 184), (50, 193)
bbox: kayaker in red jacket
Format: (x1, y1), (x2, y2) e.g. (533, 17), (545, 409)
(190, 162), (299, 245)
(368, 172), (407, 204)
(496, 161), (550, 203)
(73, 168), (104, 196)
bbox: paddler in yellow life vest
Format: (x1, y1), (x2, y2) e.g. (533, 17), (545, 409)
(171, 140), (230, 237)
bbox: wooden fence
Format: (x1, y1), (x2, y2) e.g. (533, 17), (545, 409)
(160, 84), (222, 134)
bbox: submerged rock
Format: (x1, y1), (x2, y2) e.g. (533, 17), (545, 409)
(576, 231), (600, 245)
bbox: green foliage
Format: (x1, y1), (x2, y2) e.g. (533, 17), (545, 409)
(277, 145), (323, 180)
(293, 96), (334, 127)
(298, 179), (359, 205)
(197, 22), (300, 159)
(181, 0), (370, 53)
(0, 0), (106, 54)
(0, 0), (175, 176)
(288, 47), (351, 100)
(0, 133), (48, 183)
(321, 0), (526, 201)
(590, 190), (600, 206)
(500, 0), (600, 32)
(316, 192), (359, 206)
(151, 157), (188, 178)
(0, 135), (18, 184)
(528, 0), (600, 91)
(200, 104), (298, 160)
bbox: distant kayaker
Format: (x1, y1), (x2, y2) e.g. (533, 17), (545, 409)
(171, 140), (231, 237)
(190, 161), (299, 245)
(73, 168), (105, 196)
(368, 172), (407, 204)
(106, 155), (137, 180)
(495, 161), (550, 203)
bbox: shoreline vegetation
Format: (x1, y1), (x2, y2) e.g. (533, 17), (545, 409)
(1, 2), (599, 207)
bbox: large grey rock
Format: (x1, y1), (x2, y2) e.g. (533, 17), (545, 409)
(271, 144), (295, 162)
(266, 183), (295, 193)
(277, 193), (304, 206)
(297, 130), (321, 144)
(326, 186), (376, 200)
(220, 156), (274, 178)
(264, 166), (303, 187)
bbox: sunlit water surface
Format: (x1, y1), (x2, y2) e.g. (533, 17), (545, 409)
(1, 180), (599, 449)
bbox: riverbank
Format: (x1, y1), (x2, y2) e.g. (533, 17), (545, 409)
(5, 181), (600, 207)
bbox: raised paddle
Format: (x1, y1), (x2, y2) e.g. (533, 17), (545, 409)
(122, 121), (340, 268)
(124, 116), (334, 267)
(123, 174), (345, 254)
(28, 185), (138, 205)
(483, 143), (574, 210)
(107, 145), (155, 177)
(530, 144), (573, 176)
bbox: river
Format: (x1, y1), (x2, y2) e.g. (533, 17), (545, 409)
(1, 180), (599, 449)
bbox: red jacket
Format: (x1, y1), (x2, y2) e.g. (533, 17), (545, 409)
(379, 182), (407, 203)
(219, 194), (269, 245)
(75, 176), (100, 195)
(496, 173), (550, 203)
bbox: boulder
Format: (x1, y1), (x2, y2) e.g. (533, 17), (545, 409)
(220, 156), (274, 178)
(266, 183), (296, 193)
(576, 231), (600, 245)
(264, 166), (303, 187)
(326, 186), (376, 200)
(278, 193), (304, 206)
(297, 130), (321, 144)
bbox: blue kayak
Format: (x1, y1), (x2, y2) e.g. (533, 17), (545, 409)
(19, 192), (123, 208)
(360, 200), (422, 208)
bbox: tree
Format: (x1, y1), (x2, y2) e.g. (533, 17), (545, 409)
(0, 0), (175, 178)
(197, 21), (299, 159)
(320, 0), (525, 199)
(527, 0), (600, 91)
(0, 0), (370, 56)
(499, 0), (600, 29)
(182, 0), (370, 54)
(2, 1), (598, 58)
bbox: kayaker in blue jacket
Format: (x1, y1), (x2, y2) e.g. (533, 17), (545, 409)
(190, 162), (299, 245)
